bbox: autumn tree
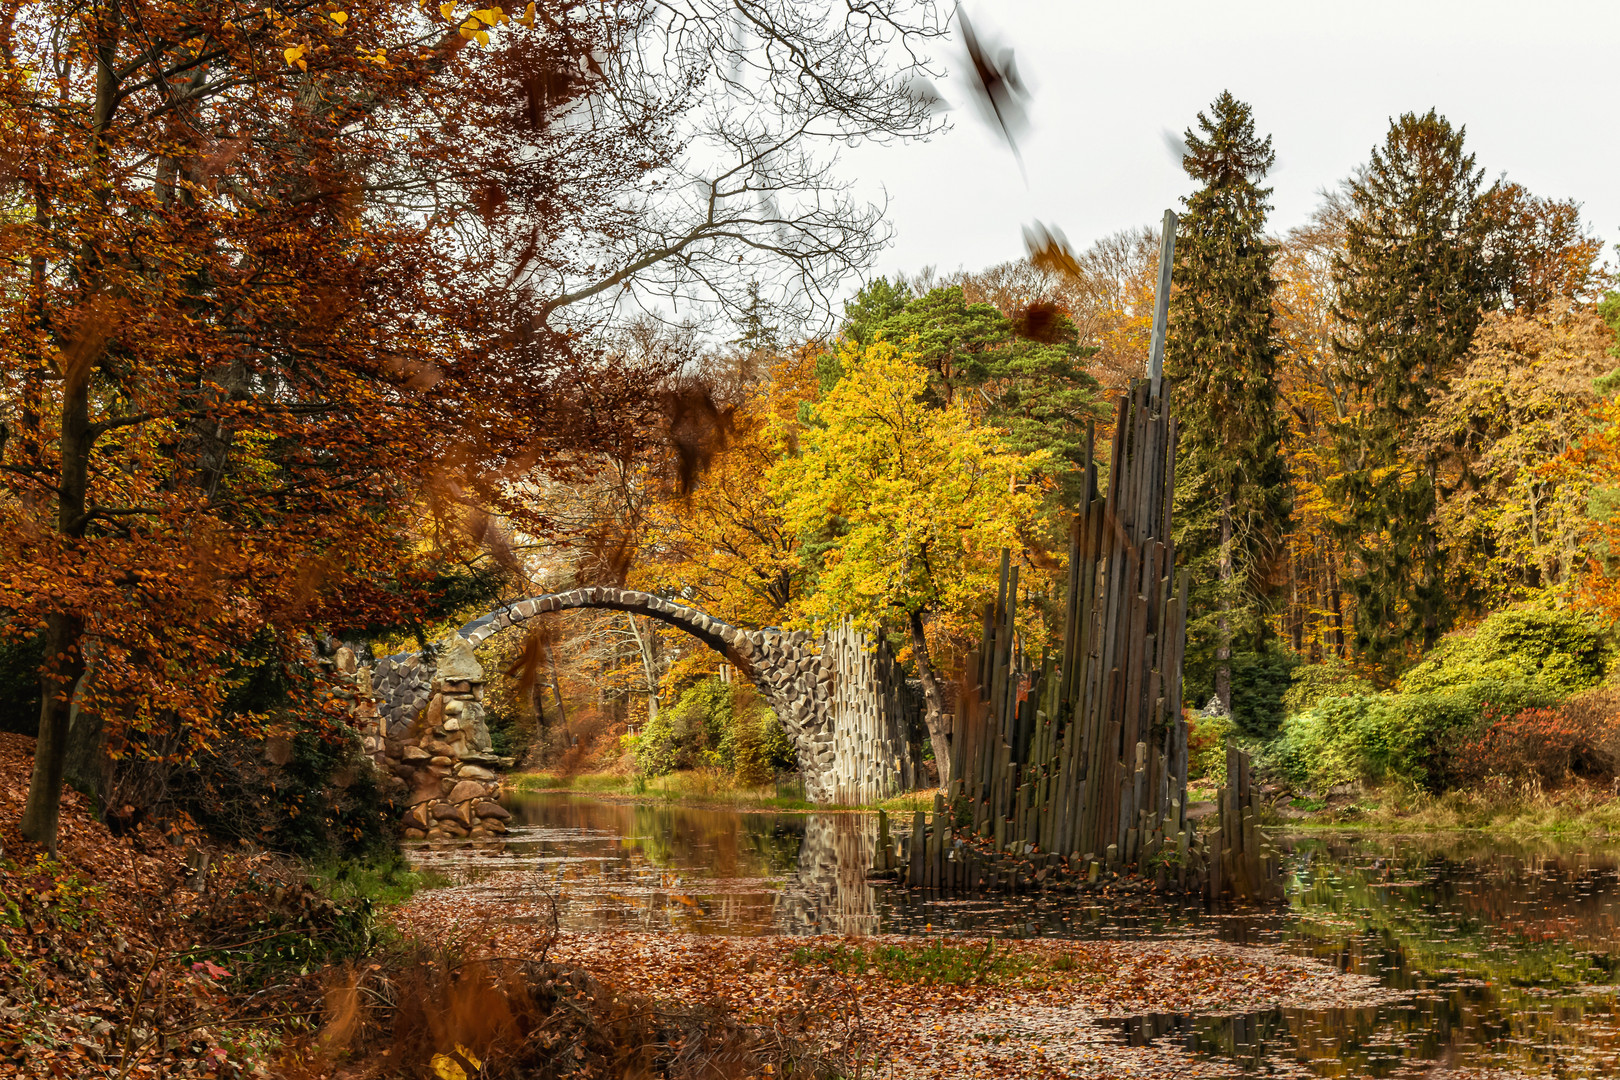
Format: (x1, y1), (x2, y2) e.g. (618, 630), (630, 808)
(1328, 110), (1498, 677)
(836, 282), (1102, 506)
(770, 339), (1048, 777)
(1419, 305), (1619, 604)
(1272, 193), (1359, 661)
(1164, 91), (1290, 713)
(634, 348), (822, 628)
(0, 0), (950, 851)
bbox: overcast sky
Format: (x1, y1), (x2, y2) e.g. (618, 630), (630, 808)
(841, 0), (1620, 284)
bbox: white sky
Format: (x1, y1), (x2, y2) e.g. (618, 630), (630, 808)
(841, 0), (1620, 284)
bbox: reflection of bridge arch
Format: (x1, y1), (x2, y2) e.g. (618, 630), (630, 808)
(370, 589), (924, 804)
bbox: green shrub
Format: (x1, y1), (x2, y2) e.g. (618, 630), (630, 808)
(1399, 606), (1615, 697)
(1275, 679), (1559, 792)
(1283, 659), (1376, 716)
(1185, 709), (1231, 785)
(634, 678), (795, 781)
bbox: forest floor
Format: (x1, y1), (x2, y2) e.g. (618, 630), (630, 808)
(391, 886), (1409, 1079)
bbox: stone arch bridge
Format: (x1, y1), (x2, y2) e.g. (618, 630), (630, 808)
(368, 588), (923, 804)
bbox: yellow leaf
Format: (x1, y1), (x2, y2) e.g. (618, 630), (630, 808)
(459, 19), (477, 36)
(439, 2), (456, 18)
(283, 45), (306, 65)
(475, 29), (489, 45)
(296, 58), (307, 71)
(473, 7), (500, 25)
(518, 1), (534, 26)
(329, 10), (348, 24)
(430, 1046), (481, 1080)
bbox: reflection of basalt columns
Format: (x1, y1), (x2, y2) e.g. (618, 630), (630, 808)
(369, 591), (924, 806)
(776, 815), (881, 936)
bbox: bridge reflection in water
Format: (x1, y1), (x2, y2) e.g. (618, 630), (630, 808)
(408, 793), (1620, 1078)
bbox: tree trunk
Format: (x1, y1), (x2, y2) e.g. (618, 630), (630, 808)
(23, 613), (86, 855)
(62, 672), (108, 805)
(1326, 549), (1347, 659)
(627, 614), (659, 721)
(549, 651), (569, 734)
(908, 610), (951, 783)
(22, 324), (94, 853)
(1216, 491), (1233, 713)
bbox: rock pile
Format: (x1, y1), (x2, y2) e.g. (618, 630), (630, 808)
(346, 636), (514, 841)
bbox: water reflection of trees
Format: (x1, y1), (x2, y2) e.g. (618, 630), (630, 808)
(490, 798), (1620, 1076)
(1242, 835), (1620, 1077)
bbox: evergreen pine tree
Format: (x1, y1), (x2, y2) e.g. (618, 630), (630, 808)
(1330, 110), (1495, 676)
(1165, 91), (1291, 715)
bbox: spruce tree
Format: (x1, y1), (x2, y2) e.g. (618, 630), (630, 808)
(1330, 110), (1495, 676)
(1165, 91), (1291, 716)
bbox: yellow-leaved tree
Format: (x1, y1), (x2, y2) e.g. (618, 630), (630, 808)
(771, 339), (1049, 778)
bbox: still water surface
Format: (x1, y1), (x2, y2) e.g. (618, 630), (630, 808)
(409, 792), (1620, 1077)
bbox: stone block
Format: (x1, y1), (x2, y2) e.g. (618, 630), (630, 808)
(457, 765), (498, 781)
(403, 746), (431, 762)
(403, 827), (427, 840)
(475, 801), (511, 820)
(447, 779), (489, 804)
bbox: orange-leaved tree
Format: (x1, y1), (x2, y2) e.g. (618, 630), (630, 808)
(0, 0), (665, 851)
(1, 0), (949, 850)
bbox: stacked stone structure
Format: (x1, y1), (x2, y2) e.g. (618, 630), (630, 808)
(348, 636), (514, 840)
(366, 588), (923, 809)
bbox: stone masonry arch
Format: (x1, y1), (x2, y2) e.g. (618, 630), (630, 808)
(368, 589), (923, 804)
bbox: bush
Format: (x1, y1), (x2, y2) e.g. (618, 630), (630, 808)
(1399, 606), (1615, 697)
(635, 678), (795, 782)
(1283, 659), (1376, 716)
(1274, 679), (1560, 793)
(1185, 708), (1231, 786)
(1445, 687), (1620, 789)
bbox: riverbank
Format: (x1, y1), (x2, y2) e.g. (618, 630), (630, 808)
(1265, 781), (1620, 836)
(0, 733), (442, 1077)
(510, 768), (1620, 839)
(506, 768), (944, 816)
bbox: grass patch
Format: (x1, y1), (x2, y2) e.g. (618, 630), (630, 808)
(871, 789), (946, 816)
(308, 851), (449, 909)
(1276, 783), (1620, 836)
(791, 939), (1100, 989)
(506, 769), (828, 811)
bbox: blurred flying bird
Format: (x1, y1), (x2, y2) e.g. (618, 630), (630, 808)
(1022, 220), (1082, 282)
(1162, 127), (1190, 168)
(957, 7), (1030, 173)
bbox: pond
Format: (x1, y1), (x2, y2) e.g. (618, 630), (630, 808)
(407, 791), (1620, 1078)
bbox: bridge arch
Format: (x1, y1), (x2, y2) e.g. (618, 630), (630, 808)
(369, 588), (921, 803)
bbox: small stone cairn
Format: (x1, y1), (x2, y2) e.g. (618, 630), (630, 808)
(338, 637), (515, 841)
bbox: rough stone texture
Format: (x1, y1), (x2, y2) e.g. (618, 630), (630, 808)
(436, 635), (485, 682)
